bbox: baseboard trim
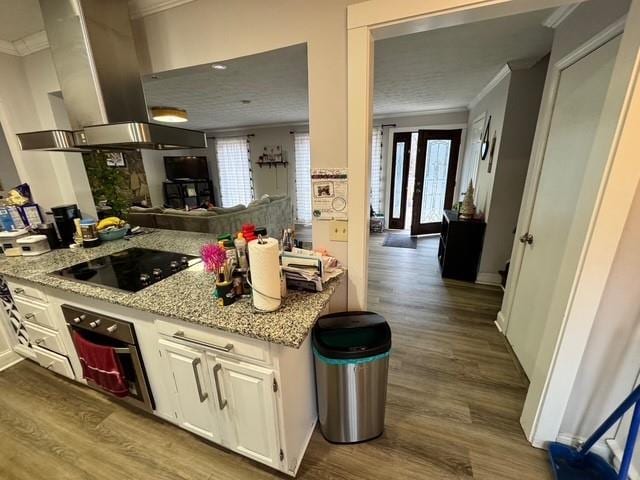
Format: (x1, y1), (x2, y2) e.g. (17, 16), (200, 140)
(556, 434), (612, 463)
(0, 349), (23, 371)
(476, 273), (503, 286)
(607, 438), (640, 480)
(496, 310), (507, 332)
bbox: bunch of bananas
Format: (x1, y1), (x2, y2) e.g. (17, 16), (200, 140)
(97, 217), (126, 231)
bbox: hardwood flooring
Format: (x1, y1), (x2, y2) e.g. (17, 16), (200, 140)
(0, 234), (551, 479)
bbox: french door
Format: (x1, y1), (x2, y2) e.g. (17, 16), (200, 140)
(387, 132), (412, 229)
(410, 129), (461, 235)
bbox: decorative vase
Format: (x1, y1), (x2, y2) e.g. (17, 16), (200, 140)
(459, 180), (477, 220)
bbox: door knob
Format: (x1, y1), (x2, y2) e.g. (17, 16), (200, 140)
(519, 233), (534, 245)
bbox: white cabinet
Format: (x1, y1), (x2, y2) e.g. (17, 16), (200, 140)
(213, 356), (281, 467)
(158, 339), (221, 443)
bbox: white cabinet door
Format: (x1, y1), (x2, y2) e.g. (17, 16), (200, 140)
(159, 339), (219, 442)
(216, 357), (281, 467)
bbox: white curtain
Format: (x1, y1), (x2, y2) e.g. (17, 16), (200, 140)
(370, 127), (384, 214)
(215, 137), (254, 207)
(294, 133), (312, 224)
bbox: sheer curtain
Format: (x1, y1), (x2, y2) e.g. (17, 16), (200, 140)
(370, 127), (384, 214)
(215, 137), (254, 207)
(294, 133), (312, 224)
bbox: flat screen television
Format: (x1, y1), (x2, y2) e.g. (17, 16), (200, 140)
(164, 156), (210, 180)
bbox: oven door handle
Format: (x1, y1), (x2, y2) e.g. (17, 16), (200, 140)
(173, 331), (234, 353)
(191, 357), (209, 403)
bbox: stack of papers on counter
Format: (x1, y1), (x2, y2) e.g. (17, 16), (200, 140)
(282, 248), (343, 292)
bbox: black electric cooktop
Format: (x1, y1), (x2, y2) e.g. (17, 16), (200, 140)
(54, 248), (201, 292)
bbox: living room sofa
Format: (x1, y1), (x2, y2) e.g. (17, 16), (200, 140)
(126, 195), (292, 237)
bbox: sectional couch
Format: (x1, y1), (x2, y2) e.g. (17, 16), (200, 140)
(126, 195), (292, 237)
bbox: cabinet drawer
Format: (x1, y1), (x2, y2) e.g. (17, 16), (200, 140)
(156, 320), (270, 364)
(33, 346), (74, 379)
(23, 321), (66, 356)
(14, 298), (57, 330)
(7, 280), (48, 304)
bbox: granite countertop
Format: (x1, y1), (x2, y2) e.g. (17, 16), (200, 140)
(0, 229), (343, 348)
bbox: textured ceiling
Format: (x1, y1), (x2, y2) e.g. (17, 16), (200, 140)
(0, 0), (43, 42)
(373, 9), (555, 115)
(142, 44), (310, 131)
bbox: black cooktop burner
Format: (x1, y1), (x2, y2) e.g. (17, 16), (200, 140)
(54, 248), (201, 292)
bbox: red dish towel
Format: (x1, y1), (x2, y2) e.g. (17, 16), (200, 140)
(72, 331), (129, 398)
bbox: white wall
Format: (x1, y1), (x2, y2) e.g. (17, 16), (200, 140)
(0, 51), (65, 211)
(465, 74), (510, 217)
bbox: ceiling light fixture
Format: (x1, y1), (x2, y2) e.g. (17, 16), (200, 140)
(211, 64), (227, 70)
(151, 106), (188, 123)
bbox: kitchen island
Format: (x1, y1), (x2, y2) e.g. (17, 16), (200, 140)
(0, 229), (343, 476)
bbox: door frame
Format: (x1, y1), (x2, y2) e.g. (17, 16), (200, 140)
(382, 123), (467, 230)
(410, 129), (462, 235)
(346, 0), (640, 448)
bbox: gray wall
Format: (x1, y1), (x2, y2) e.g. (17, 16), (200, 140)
(0, 123), (20, 192)
(478, 57), (548, 279)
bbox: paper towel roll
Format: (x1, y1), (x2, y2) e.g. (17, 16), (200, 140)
(248, 237), (281, 312)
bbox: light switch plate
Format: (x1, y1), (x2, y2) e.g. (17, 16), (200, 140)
(330, 220), (348, 242)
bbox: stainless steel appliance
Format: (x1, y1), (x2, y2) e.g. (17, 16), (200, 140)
(16, 0), (206, 152)
(312, 312), (391, 443)
(63, 304), (154, 411)
(54, 248), (200, 292)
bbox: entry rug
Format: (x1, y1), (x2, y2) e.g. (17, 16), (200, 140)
(382, 233), (417, 249)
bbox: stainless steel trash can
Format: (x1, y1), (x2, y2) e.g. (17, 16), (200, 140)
(312, 311), (391, 443)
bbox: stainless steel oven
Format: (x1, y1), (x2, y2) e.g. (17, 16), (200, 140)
(62, 305), (155, 412)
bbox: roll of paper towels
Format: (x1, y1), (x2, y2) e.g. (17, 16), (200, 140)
(248, 237), (281, 312)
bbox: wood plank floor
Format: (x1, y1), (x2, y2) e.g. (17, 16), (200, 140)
(0, 234), (552, 479)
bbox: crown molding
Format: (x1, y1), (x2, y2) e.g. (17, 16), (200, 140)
(542, 4), (581, 29)
(1, 0), (196, 57)
(128, 0), (197, 19)
(12, 30), (48, 56)
(468, 64), (511, 111)
(373, 106), (468, 121)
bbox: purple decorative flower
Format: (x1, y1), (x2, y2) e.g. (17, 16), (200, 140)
(200, 243), (227, 274)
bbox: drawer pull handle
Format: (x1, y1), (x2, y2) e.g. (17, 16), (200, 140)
(213, 364), (227, 410)
(24, 313), (35, 320)
(191, 357), (208, 403)
(173, 331), (233, 353)
(14, 288), (25, 294)
(34, 338), (44, 345)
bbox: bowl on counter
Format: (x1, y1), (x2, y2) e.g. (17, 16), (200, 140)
(98, 225), (130, 242)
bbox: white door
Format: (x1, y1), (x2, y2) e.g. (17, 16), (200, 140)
(506, 36), (622, 377)
(216, 357), (281, 467)
(159, 339), (219, 442)
(457, 113), (485, 200)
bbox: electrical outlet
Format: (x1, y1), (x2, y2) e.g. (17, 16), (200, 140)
(330, 220), (348, 242)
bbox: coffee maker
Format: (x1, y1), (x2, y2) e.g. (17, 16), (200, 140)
(51, 204), (80, 247)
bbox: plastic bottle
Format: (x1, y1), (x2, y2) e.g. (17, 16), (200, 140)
(234, 232), (249, 271)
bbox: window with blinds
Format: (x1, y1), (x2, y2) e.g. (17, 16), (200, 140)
(215, 137), (254, 207)
(370, 127), (384, 214)
(294, 133), (312, 224)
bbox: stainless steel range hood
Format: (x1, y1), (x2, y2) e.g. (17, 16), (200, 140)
(17, 0), (206, 152)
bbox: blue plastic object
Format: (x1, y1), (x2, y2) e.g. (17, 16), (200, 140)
(549, 384), (640, 480)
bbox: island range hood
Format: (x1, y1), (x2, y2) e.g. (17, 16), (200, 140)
(17, 0), (206, 152)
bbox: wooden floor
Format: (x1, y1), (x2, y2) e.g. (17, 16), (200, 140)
(0, 234), (552, 479)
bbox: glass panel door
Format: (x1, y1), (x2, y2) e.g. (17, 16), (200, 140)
(388, 132), (412, 229)
(411, 130), (462, 235)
